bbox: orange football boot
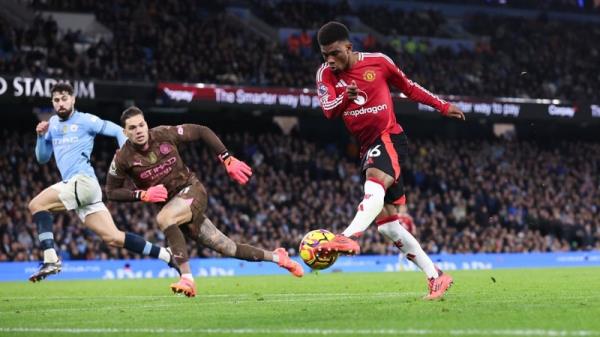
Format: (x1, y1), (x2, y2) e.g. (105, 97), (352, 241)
(170, 277), (197, 297)
(424, 269), (453, 300)
(317, 234), (360, 255)
(274, 248), (304, 277)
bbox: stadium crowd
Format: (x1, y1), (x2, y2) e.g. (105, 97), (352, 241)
(0, 129), (598, 262)
(0, 0), (596, 102)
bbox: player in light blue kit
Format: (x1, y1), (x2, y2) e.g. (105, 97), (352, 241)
(28, 83), (179, 282)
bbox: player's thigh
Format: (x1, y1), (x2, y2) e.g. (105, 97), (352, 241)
(361, 133), (408, 189)
(83, 209), (125, 247)
(156, 197), (194, 229)
(158, 181), (208, 229)
(365, 167), (395, 189)
(34, 175), (104, 214)
(28, 186), (66, 213)
(195, 218), (236, 256)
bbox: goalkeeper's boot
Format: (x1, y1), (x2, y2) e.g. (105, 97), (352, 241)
(424, 269), (453, 300)
(29, 260), (62, 282)
(170, 277), (196, 298)
(166, 247), (182, 276)
(317, 234), (360, 255)
(274, 248), (304, 277)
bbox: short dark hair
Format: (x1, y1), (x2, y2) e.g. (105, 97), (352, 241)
(50, 82), (74, 96)
(317, 21), (350, 46)
(120, 106), (144, 126)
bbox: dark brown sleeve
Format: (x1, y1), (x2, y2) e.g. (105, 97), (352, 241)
(105, 155), (138, 201)
(171, 124), (227, 155)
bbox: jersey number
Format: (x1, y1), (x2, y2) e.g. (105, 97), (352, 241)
(367, 145), (382, 158)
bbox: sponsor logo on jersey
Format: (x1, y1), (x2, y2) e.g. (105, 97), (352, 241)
(344, 103), (388, 117)
(353, 89), (368, 106)
(363, 70), (376, 82)
(140, 156), (177, 180)
(108, 160), (117, 176)
(53, 136), (79, 145)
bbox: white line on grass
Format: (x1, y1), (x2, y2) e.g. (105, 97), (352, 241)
(0, 327), (599, 336)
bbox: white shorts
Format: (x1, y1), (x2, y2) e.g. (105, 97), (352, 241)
(51, 174), (108, 221)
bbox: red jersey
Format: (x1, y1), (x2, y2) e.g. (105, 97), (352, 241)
(316, 52), (449, 155)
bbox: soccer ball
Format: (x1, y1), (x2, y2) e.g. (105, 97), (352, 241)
(299, 229), (339, 270)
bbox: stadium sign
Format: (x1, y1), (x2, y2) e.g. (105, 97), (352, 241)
(158, 82), (321, 109)
(158, 82), (598, 123)
(0, 252), (599, 281)
(417, 101), (520, 118)
(0, 76), (95, 99)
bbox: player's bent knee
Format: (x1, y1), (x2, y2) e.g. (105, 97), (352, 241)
(28, 200), (40, 214)
(28, 198), (47, 214)
(155, 212), (171, 229)
(101, 232), (123, 247)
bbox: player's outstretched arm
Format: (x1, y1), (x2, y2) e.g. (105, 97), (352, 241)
(169, 124), (253, 185)
(445, 104), (465, 120)
(34, 121), (53, 164)
(217, 150), (252, 185)
(99, 120), (127, 147)
(383, 54), (464, 120)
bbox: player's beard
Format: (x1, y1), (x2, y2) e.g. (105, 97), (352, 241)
(56, 106), (74, 120)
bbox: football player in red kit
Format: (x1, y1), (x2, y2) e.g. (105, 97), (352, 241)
(314, 22), (465, 300)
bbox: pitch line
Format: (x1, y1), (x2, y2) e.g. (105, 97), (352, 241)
(0, 328), (599, 336)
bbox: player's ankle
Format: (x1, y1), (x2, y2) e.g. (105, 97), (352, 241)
(43, 249), (59, 263)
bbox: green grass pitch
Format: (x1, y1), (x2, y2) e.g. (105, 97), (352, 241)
(1, 268), (599, 337)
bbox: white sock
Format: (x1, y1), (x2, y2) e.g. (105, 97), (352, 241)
(43, 248), (58, 263)
(342, 179), (386, 237)
(377, 217), (439, 279)
(182, 273), (194, 281)
(158, 248), (171, 263)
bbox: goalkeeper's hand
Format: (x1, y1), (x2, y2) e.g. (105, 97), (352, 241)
(135, 184), (168, 202)
(219, 151), (252, 185)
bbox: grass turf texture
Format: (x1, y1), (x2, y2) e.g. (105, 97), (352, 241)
(0, 268), (599, 337)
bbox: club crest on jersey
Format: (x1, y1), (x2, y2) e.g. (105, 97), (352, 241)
(363, 70), (376, 82)
(159, 143), (172, 155)
(148, 152), (158, 164)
